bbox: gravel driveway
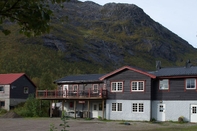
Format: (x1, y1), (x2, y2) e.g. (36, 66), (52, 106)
(0, 118), (196, 131)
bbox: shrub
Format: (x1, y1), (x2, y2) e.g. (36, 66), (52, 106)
(0, 108), (7, 115)
(178, 116), (184, 123)
(14, 94), (49, 117)
(98, 116), (102, 119)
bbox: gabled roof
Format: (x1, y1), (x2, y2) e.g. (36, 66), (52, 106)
(0, 73), (36, 87)
(151, 66), (197, 77)
(54, 74), (105, 84)
(0, 73), (25, 84)
(99, 66), (156, 81)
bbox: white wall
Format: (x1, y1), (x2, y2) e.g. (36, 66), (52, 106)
(0, 85), (10, 110)
(152, 100), (197, 122)
(106, 100), (151, 121)
(0, 85), (10, 99)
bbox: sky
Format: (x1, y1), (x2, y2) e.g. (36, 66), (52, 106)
(80, 0), (197, 48)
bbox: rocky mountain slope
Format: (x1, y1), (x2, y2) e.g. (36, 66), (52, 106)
(2, 0), (197, 72)
(42, 0), (196, 69)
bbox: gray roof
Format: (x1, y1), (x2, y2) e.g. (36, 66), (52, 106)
(151, 66), (197, 77)
(54, 74), (105, 84)
(55, 66), (197, 84)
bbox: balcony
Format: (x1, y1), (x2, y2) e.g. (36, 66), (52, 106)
(36, 88), (107, 100)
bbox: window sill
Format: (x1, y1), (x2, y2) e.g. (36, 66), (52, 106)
(185, 88), (196, 91)
(131, 90), (144, 92)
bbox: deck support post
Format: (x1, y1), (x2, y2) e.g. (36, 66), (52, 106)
(50, 100), (53, 118)
(102, 99), (105, 120)
(88, 100), (90, 118)
(62, 100), (65, 116)
(74, 100), (76, 119)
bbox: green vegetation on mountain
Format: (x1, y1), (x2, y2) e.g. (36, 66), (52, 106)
(0, 0), (197, 90)
(0, 24), (108, 89)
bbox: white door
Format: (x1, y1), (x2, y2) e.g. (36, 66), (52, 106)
(62, 85), (68, 97)
(92, 103), (99, 118)
(92, 103), (103, 118)
(157, 104), (165, 121)
(191, 105), (197, 123)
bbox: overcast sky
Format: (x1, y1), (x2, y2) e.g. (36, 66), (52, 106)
(80, 0), (197, 48)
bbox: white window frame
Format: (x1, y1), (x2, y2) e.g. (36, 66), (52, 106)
(111, 103), (122, 112)
(186, 78), (196, 89)
(73, 85), (78, 93)
(111, 82), (123, 92)
(132, 103), (144, 113)
(93, 84), (98, 93)
(159, 79), (169, 90)
(131, 81), (144, 92)
(132, 103), (138, 112)
(112, 103), (116, 111)
(138, 103), (144, 112)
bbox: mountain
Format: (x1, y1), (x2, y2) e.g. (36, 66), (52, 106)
(44, 0), (197, 68)
(1, 0), (197, 81)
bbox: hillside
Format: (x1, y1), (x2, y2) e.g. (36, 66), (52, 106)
(0, 0), (197, 88)
(44, 0), (197, 68)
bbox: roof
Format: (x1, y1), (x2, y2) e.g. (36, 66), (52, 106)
(54, 74), (105, 84)
(151, 66), (197, 77)
(0, 73), (26, 85)
(100, 66), (156, 80)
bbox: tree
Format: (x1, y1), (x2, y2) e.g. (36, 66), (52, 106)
(0, 0), (69, 36)
(39, 72), (56, 90)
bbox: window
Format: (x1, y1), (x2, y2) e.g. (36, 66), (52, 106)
(0, 101), (5, 107)
(73, 85), (78, 93)
(132, 103), (137, 112)
(192, 106), (197, 114)
(132, 103), (144, 113)
(159, 105), (164, 112)
(131, 81), (144, 91)
(93, 105), (97, 110)
(186, 79), (196, 89)
(112, 103), (116, 111)
(24, 87), (29, 94)
(159, 79), (169, 90)
(117, 103), (122, 111)
(99, 103), (102, 111)
(111, 103), (122, 111)
(139, 103), (144, 112)
(111, 82), (123, 92)
(0, 86), (4, 92)
(93, 84), (98, 93)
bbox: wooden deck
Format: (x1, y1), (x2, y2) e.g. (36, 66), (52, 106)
(36, 89), (107, 100)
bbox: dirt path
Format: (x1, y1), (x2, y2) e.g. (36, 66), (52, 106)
(0, 118), (196, 131)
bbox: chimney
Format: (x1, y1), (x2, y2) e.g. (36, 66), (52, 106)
(185, 59), (192, 68)
(156, 61), (161, 70)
